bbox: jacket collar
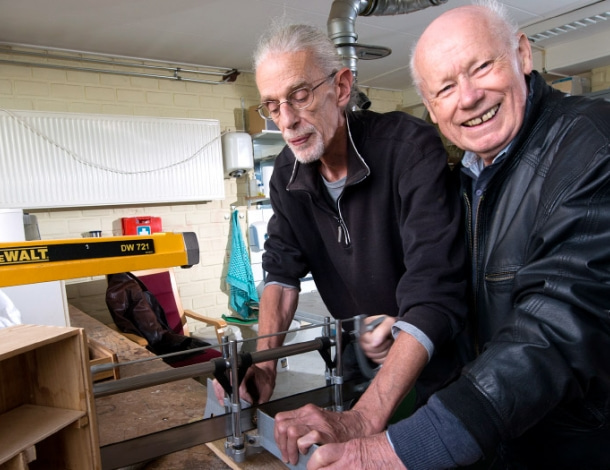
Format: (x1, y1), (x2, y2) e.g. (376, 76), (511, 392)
(503, 71), (553, 162)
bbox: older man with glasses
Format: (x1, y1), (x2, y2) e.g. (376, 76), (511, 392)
(215, 22), (467, 446)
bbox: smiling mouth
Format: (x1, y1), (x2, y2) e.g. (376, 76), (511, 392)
(463, 104), (500, 127)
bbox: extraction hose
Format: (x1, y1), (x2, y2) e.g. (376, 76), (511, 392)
(327, 0), (447, 81)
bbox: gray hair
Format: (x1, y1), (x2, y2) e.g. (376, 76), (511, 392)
(409, 0), (520, 95)
(253, 22), (344, 77)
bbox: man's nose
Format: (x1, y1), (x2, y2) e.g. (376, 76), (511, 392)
(458, 79), (484, 109)
(276, 102), (299, 129)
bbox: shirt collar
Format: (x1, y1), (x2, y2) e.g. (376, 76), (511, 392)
(462, 146), (510, 177)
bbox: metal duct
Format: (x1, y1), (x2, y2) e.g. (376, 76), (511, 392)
(327, 0), (447, 82)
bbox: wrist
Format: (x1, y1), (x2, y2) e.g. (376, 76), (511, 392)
(350, 406), (386, 435)
(353, 398), (393, 433)
(257, 359), (277, 374)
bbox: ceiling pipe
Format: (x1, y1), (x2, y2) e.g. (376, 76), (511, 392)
(0, 44), (239, 85)
(327, 0), (447, 108)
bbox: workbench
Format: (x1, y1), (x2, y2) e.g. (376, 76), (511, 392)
(70, 305), (288, 470)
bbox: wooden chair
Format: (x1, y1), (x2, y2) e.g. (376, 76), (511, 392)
(108, 267), (227, 354)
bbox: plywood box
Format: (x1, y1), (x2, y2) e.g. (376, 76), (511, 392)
(0, 324), (101, 470)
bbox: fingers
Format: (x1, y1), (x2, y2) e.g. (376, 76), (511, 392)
(359, 315), (395, 363)
(253, 364), (276, 403)
(238, 379), (255, 405)
(275, 404), (327, 465)
(307, 433), (407, 470)
(307, 442), (344, 470)
(213, 365), (276, 406)
(238, 367), (263, 405)
(298, 429), (323, 455)
(212, 378), (226, 405)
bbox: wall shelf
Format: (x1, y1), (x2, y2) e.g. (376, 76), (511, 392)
(251, 130), (283, 142)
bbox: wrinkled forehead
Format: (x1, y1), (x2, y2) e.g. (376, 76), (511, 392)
(414, 9), (504, 89)
(256, 50), (322, 101)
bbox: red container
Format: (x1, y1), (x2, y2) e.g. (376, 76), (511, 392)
(121, 216), (162, 236)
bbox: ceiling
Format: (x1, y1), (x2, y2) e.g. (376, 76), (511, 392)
(1, 0), (609, 91)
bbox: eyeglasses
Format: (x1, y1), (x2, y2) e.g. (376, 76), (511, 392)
(257, 72), (337, 121)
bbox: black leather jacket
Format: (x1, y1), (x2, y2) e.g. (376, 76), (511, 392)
(437, 72), (610, 468)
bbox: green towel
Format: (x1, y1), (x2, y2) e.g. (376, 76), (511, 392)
(226, 210), (259, 319)
(222, 313), (258, 324)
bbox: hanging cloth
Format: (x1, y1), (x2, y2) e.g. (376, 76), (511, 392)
(226, 209), (259, 319)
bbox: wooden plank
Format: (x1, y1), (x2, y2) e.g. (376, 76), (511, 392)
(88, 337), (120, 382)
(206, 438), (288, 470)
(0, 324), (79, 358)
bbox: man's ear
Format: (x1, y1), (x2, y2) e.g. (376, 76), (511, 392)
(517, 32), (533, 75)
(335, 67), (354, 107)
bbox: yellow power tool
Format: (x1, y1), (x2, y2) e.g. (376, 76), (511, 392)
(0, 232), (198, 287)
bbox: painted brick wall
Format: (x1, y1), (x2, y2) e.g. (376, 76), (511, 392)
(0, 52), (405, 322)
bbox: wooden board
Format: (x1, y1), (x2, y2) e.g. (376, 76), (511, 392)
(0, 405), (84, 465)
(206, 438), (287, 470)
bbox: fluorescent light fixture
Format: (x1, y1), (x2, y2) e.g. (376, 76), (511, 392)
(527, 11), (610, 43)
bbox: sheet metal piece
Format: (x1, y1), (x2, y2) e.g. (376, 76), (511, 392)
(204, 377), (251, 419)
(257, 408), (319, 470)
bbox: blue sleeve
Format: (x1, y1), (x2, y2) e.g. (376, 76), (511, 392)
(387, 395), (483, 469)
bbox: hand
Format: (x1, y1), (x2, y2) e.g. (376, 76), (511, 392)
(274, 405), (372, 466)
(212, 361), (277, 405)
(306, 432), (406, 470)
(359, 315), (395, 364)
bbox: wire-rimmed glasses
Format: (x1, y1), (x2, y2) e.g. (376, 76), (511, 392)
(256, 71), (337, 121)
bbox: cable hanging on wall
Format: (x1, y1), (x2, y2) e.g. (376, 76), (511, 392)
(0, 43), (240, 85)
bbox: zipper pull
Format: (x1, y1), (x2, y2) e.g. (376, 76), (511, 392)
(337, 225), (343, 243)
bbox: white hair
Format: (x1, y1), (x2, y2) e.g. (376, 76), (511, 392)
(253, 22), (343, 77)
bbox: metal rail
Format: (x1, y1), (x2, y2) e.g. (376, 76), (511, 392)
(93, 336), (333, 398)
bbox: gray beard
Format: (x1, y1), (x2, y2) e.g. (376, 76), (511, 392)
(289, 136), (324, 164)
